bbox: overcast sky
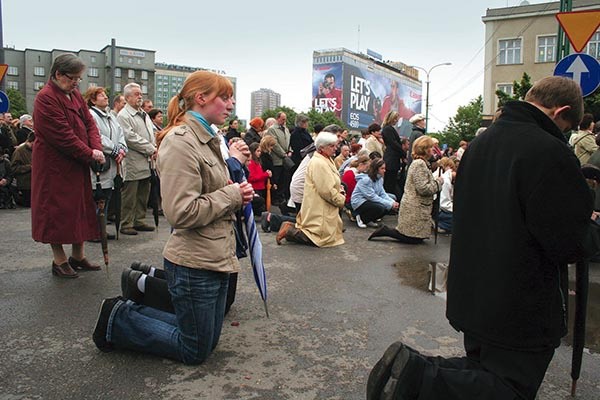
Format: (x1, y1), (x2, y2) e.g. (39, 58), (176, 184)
(4, 0), (550, 131)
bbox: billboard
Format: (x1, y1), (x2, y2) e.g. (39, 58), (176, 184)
(312, 63), (343, 119)
(343, 63), (422, 136)
(312, 61), (422, 136)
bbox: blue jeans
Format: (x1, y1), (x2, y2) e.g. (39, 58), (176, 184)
(107, 259), (230, 364)
(438, 210), (453, 232)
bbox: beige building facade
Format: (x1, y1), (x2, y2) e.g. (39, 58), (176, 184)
(482, 0), (600, 115)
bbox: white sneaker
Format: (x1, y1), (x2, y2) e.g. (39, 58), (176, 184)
(356, 215), (367, 228)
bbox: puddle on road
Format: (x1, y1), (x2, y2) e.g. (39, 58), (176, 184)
(395, 261), (600, 354)
(566, 281), (600, 354)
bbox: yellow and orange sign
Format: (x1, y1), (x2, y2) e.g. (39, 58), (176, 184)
(556, 10), (600, 53)
(0, 64), (8, 83)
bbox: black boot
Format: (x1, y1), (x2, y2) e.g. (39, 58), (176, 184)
(368, 225), (393, 241)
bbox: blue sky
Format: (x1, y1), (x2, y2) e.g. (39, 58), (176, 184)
(4, 0), (550, 131)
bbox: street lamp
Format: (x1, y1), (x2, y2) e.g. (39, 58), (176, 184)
(410, 62), (452, 132)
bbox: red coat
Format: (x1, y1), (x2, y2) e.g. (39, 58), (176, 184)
(247, 159), (269, 191)
(31, 80), (102, 244)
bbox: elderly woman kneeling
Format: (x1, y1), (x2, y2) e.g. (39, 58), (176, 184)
(276, 129), (345, 247)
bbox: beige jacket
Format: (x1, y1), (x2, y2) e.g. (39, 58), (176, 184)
(118, 104), (156, 181)
(296, 152), (345, 247)
(397, 159), (442, 239)
(573, 131), (598, 165)
(365, 136), (385, 156)
(157, 116), (243, 272)
(265, 124), (290, 166)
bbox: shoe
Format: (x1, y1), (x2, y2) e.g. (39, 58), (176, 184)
(52, 261), (79, 278)
(436, 227), (450, 234)
(120, 227), (138, 235)
(356, 215), (367, 229)
(130, 261), (153, 275)
(276, 221), (294, 245)
(367, 221), (380, 228)
(134, 224), (155, 232)
(92, 297), (123, 352)
(344, 207), (356, 222)
(121, 269), (144, 303)
(367, 341), (404, 400)
(107, 233), (116, 240)
(368, 225), (389, 241)
(261, 212), (271, 232)
(380, 346), (412, 399)
(69, 257), (101, 271)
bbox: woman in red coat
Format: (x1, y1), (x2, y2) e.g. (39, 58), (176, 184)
(31, 54), (105, 278)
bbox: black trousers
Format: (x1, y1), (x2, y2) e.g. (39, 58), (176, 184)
(419, 334), (554, 400)
(355, 200), (388, 224)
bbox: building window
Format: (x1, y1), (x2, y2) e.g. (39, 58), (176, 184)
(115, 68), (121, 78)
(128, 58), (133, 64)
(537, 35), (556, 63)
(34, 82), (45, 91)
(88, 67), (99, 77)
(586, 31), (600, 60)
(498, 38), (521, 65)
(141, 84), (148, 94)
(137, 59), (141, 65)
(497, 83), (514, 96)
(114, 83), (122, 93)
(7, 66), (18, 76)
(7, 81), (18, 90)
(119, 56), (124, 63)
(33, 66), (45, 76)
(141, 71), (148, 80)
(128, 69), (135, 79)
(91, 55), (96, 63)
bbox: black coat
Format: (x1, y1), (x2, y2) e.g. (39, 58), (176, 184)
(225, 127), (240, 143)
(289, 127), (313, 166)
(243, 127), (261, 146)
(407, 126), (425, 164)
(446, 101), (592, 351)
(381, 125), (404, 173)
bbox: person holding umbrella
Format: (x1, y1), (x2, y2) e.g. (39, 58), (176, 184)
(93, 70), (254, 364)
(367, 76), (593, 400)
(31, 54), (105, 278)
(84, 87), (127, 240)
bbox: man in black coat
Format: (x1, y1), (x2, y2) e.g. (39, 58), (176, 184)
(367, 76), (593, 400)
(289, 114), (312, 167)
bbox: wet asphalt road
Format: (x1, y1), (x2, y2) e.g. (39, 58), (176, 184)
(1, 207), (599, 400)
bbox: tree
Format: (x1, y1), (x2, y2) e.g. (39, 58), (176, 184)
(437, 95), (483, 148)
(584, 86), (600, 122)
(495, 72), (532, 108)
(305, 109), (345, 132)
(7, 88), (28, 117)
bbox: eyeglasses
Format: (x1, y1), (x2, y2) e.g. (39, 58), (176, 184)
(63, 73), (82, 83)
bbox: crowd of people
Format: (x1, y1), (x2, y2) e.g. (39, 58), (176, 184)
(3, 54), (598, 399)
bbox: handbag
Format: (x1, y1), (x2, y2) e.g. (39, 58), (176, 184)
(283, 155), (295, 170)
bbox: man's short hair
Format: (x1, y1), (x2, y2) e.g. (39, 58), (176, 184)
(322, 124), (343, 134)
(112, 94), (124, 107)
(580, 113), (595, 131)
(142, 99), (153, 108)
(524, 76), (583, 130)
(295, 114), (309, 126)
(148, 109), (163, 120)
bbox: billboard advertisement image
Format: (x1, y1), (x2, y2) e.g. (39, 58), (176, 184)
(312, 63), (343, 119)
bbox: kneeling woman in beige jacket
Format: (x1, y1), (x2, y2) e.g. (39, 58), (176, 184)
(92, 71), (254, 364)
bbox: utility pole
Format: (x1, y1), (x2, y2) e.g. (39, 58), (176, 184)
(411, 63), (452, 132)
(557, 0), (573, 60)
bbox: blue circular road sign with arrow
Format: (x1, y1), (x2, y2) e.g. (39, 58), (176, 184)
(0, 91), (9, 114)
(554, 53), (600, 97)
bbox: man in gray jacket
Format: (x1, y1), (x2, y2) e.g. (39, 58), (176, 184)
(117, 83), (156, 235)
(265, 112), (291, 205)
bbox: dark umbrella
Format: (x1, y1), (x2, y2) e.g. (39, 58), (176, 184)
(571, 259), (589, 397)
(242, 202), (269, 317)
(113, 164), (123, 239)
(149, 166), (160, 228)
(433, 165), (442, 244)
(91, 161), (109, 272)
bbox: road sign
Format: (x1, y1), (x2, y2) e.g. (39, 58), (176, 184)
(556, 10), (600, 53)
(0, 65), (7, 83)
(554, 53), (600, 97)
(0, 91), (10, 113)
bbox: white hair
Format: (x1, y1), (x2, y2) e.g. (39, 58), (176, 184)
(123, 83), (141, 98)
(314, 132), (338, 150)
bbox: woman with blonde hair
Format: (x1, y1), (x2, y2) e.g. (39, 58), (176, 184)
(93, 71), (254, 364)
(369, 135), (443, 243)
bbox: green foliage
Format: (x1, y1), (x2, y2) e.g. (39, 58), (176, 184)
(584, 86), (600, 121)
(495, 72), (532, 108)
(437, 95), (483, 148)
(305, 109), (345, 132)
(7, 88), (27, 117)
